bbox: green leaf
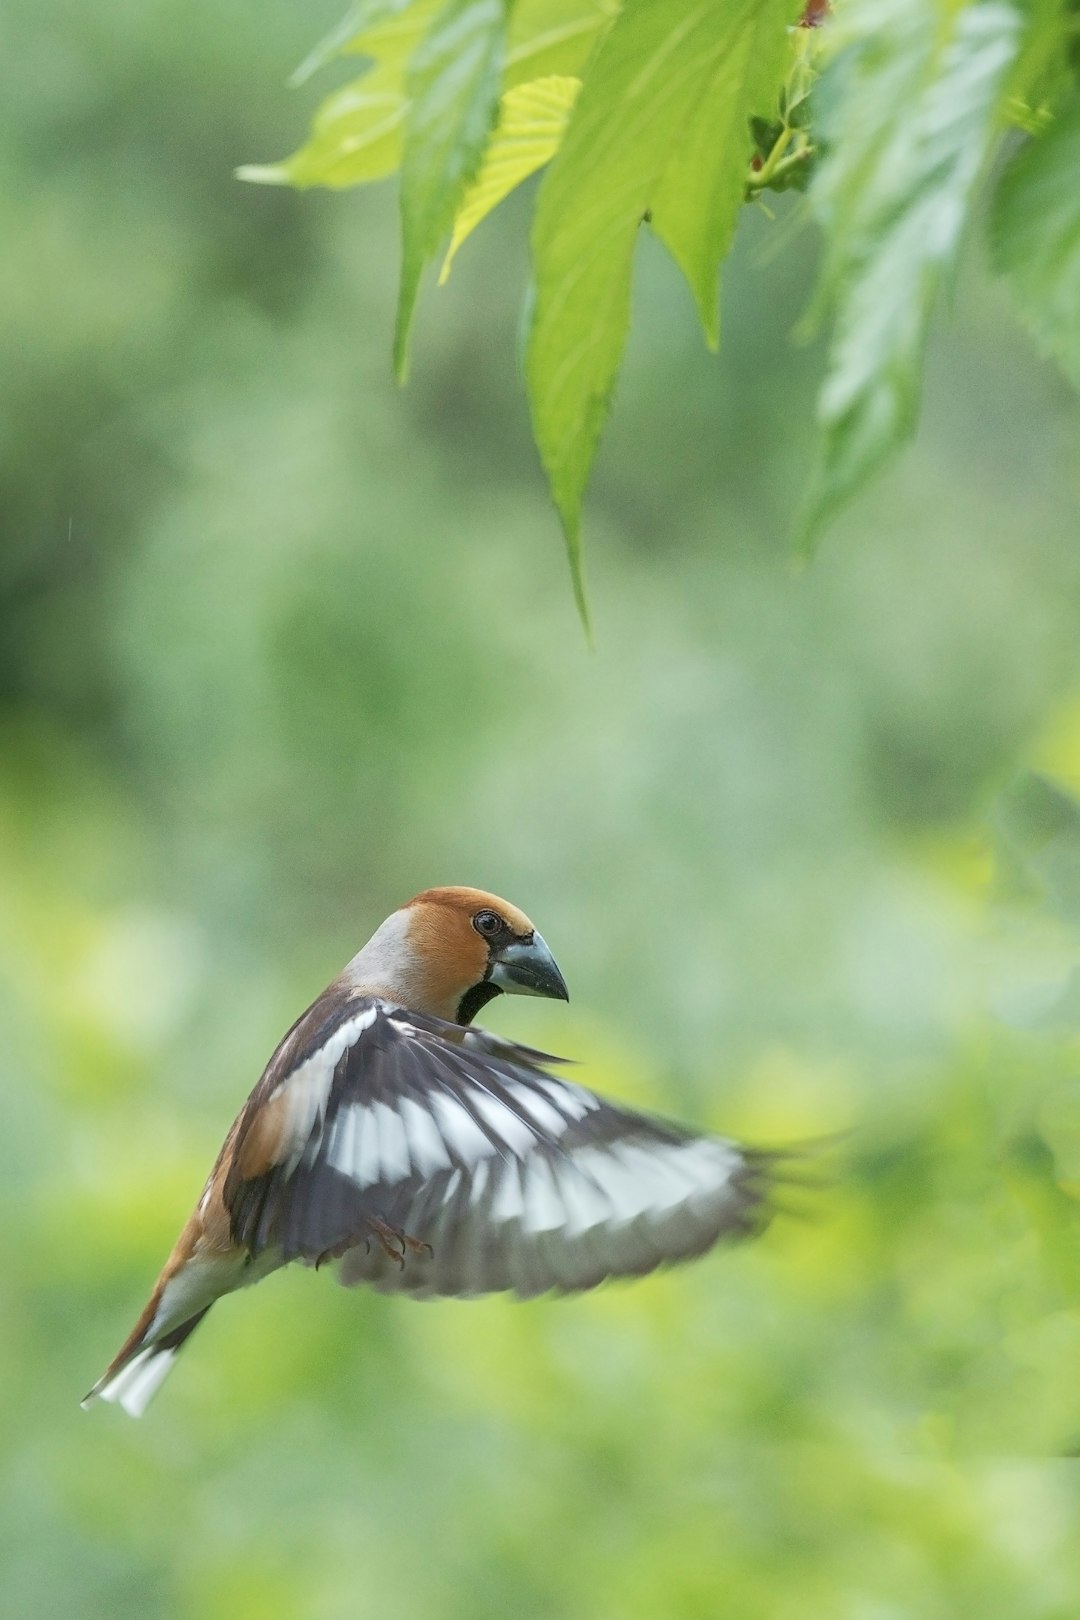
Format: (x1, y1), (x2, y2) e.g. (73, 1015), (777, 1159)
(439, 75), (581, 283)
(242, 0), (610, 198)
(289, 0), (417, 88)
(991, 95), (1080, 392)
(526, 0), (798, 623)
(236, 73), (406, 189)
(649, 2), (802, 350)
(395, 0), (510, 380)
(801, 0), (1022, 546)
(237, 2), (439, 190)
(504, 0), (615, 85)
(301, 0), (611, 85)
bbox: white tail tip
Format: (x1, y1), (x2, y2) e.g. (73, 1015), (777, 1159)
(82, 1344), (179, 1418)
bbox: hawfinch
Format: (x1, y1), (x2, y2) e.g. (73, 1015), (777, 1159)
(85, 887), (780, 1416)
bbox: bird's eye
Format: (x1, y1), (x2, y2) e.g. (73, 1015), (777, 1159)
(472, 909), (503, 939)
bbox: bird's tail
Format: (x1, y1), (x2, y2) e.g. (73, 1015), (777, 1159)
(82, 1307), (211, 1418)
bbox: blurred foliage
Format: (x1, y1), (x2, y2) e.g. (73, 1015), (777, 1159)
(991, 90), (1080, 391)
(6, 0), (1080, 1617)
(247, 0), (1080, 613)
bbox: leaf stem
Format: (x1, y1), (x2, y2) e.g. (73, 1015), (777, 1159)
(746, 129), (811, 196)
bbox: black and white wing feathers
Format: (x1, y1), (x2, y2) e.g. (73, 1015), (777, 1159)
(225, 999), (776, 1300)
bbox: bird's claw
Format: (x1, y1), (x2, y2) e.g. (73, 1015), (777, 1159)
(313, 1220), (433, 1271)
(367, 1216), (432, 1268)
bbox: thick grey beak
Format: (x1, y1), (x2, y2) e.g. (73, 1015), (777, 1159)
(489, 931), (569, 1002)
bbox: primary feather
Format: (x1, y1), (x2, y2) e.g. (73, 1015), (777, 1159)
(225, 1001), (773, 1298)
(84, 887), (785, 1415)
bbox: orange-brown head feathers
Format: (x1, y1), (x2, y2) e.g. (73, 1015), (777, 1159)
(341, 887), (568, 1024)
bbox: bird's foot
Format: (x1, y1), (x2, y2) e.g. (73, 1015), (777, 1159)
(365, 1216), (433, 1268)
(314, 1217), (432, 1271)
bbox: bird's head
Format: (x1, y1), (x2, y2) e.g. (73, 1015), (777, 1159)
(343, 886), (569, 1025)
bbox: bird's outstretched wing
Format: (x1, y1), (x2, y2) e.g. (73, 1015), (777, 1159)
(224, 999), (777, 1299)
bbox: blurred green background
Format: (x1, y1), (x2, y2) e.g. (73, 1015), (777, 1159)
(7, 2), (1080, 1616)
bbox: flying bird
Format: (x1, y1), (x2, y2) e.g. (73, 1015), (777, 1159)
(85, 887), (782, 1416)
